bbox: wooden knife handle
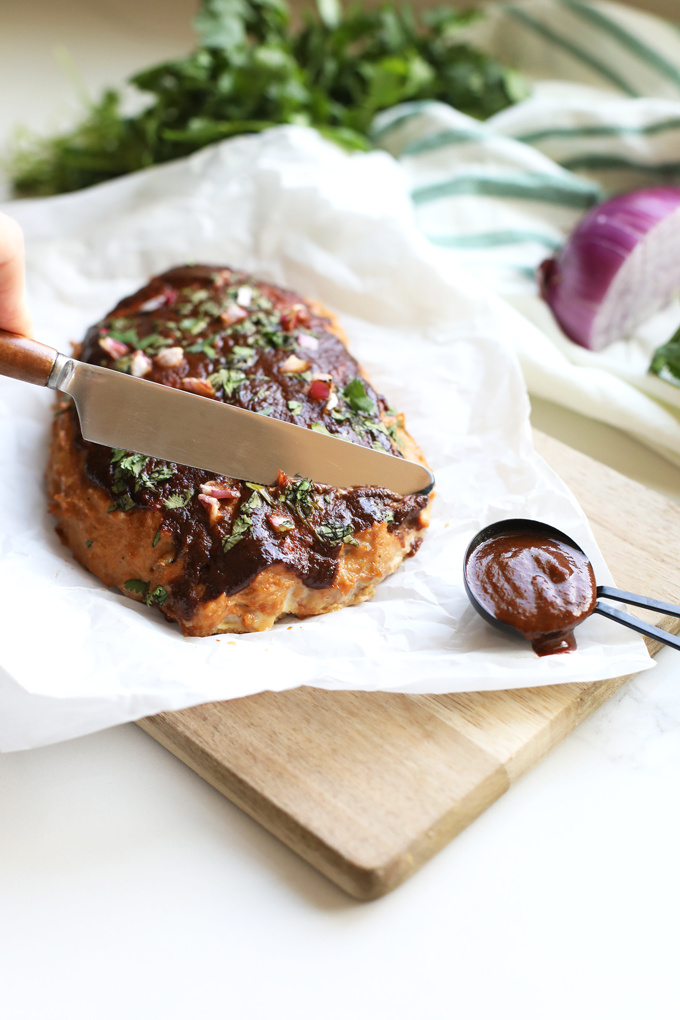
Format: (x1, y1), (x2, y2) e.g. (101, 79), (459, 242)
(0, 327), (58, 387)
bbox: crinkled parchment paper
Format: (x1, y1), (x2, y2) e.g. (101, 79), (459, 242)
(0, 127), (652, 751)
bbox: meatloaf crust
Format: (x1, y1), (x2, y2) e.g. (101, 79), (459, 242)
(47, 265), (431, 635)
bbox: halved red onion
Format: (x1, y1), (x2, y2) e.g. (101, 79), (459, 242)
(539, 187), (680, 351)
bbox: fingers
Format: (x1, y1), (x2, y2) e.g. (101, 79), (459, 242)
(0, 211), (33, 338)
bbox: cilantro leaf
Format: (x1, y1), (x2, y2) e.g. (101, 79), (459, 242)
(287, 399), (303, 415)
(315, 521), (359, 547)
(163, 488), (195, 509)
(124, 579), (169, 607)
(208, 367), (246, 396)
(343, 378), (377, 416)
(310, 422), (331, 435)
(124, 579), (149, 596)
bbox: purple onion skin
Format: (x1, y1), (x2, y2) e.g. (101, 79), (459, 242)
(539, 187), (680, 351)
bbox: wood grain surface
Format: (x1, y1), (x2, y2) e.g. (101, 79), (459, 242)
(138, 430), (680, 899)
(0, 328), (56, 386)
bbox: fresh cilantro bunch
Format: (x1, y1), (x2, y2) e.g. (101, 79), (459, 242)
(9, 0), (526, 197)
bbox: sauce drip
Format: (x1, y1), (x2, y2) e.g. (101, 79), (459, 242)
(466, 529), (597, 656)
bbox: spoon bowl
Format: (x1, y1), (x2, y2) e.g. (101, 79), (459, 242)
(463, 518), (680, 654)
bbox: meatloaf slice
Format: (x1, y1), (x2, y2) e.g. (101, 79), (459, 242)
(47, 265), (431, 635)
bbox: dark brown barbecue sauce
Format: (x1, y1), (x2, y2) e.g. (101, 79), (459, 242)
(71, 264), (428, 622)
(466, 529), (597, 656)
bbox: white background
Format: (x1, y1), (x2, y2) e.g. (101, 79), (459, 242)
(2, 3), (680, 1018)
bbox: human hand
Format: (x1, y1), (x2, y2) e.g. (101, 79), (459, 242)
(0, 211), (32, 337)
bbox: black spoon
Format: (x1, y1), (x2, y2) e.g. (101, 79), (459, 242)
(464, 518), (680, 653)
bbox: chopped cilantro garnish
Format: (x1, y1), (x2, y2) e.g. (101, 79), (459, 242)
(186, 338), (217, 358)
(343, 378), (377, 416)
(282, 476), (314, 518)
(152, 528), (161, 548)
(256, 407), (272, 416)
(178, 317), (208, 335)
(123, 579), (168, 606)
(111, 448), (176, 495)
(113, 354), (132, 374)
(107, 493), (136, 513)
(246, 481), (274, 505)
(310, 422), (331, 435)
(372, 440), (385, 451)
(163, 488), (194, 509)
(384, 510), (395, 524)
(85, 539), (93, 548)
(222, 488), (263, 552)
(287, 400), (303, 415)
(108, 328), (138, 346)
(208, 367), (246, 396)
(315, 522), (359, 547)
(149, 584), (168, 607)
(231, 345), (257, 363)
(222, 514), (252, 552)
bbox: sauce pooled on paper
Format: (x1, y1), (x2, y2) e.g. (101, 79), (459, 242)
(466, 528), (597, 656)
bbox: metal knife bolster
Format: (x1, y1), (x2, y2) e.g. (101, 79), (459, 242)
(50, 357), (435, 495)
(48, 353), (75, 393)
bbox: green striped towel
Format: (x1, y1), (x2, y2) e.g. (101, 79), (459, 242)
(372, 0), (680, 463)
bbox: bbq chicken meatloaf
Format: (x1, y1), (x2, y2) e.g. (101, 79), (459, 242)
(47, 265), (432, 636)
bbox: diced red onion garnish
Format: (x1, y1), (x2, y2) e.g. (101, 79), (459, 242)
(199, 480), (240, 499)
(539, 187), (680, 351)
(308, 379), (331, 401)
(281, 304), (311, 331)
(154, 346), (184, 368)
(139, 293), (167, 313)
(180, 377), (215, 398)
(220, 303), (248, 326)
(279, 354), (310, 374)
(236, 286), (253, 308)
(198, 493), (222, 525)
(268, 513), (294, 533)
(130, 350), (152, 377)
(99, 336), (129, 359)
(297, 333), (319, 351)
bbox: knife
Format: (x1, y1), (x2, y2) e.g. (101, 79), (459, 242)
(0, 328), (434, 494)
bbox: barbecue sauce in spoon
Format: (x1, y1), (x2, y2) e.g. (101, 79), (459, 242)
(466, 529), (597, 655)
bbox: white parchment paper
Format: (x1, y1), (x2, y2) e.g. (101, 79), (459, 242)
(0, 127), (652, 751)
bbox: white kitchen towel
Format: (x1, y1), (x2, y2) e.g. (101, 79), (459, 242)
(373, 0), (680, 462)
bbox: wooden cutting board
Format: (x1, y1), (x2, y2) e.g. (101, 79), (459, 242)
(137, 430), (680, 900)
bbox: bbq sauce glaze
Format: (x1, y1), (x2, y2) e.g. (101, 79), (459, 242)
(466, 529), (597, 656)
(72, 265), (428, 621)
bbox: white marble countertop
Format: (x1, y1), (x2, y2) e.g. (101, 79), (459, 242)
(1, 3), (679, 1017)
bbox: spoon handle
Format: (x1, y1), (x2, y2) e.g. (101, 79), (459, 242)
(594, 602), (680, 651)
(597, 585), (680, 618)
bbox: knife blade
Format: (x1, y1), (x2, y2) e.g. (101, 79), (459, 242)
(0, 330), (434, 495)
